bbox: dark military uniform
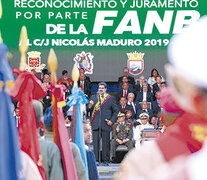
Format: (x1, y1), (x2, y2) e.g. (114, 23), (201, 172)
(111, 121), (134, 158)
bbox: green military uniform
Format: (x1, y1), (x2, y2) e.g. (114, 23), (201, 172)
(39, 138), (64, 180)
(111, 121), (134, 158)
(44, 133), (87, 180)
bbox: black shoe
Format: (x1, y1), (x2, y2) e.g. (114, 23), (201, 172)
(110, 157), (116, 163)
(96, 161), (100, 166)
(102, 161), (109, 166)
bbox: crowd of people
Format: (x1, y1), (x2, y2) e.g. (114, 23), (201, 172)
(118, 15), (207, 180)
(13, 65), (167, 168)
(3, 15), (207, 180)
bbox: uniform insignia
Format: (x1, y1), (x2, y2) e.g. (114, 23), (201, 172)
(26, 51), (45, 72)
(126, 126), (130, 131)
(127, 51), (144, 76)
(116, 125), (120, 132)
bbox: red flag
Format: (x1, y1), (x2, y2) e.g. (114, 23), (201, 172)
(50, 84), (78, 180)
(10, 69), (47, 180)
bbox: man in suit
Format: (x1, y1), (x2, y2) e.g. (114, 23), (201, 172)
(118, 76), (134, 92)
(117, 97), (133, 115)
(79, 68), (91, 82)
(152, 92), (162, 116)
(136, 84), (153, 103)
(111, 112), (134, 161)
(153, 75), (162, 95)
(116, 82), (133, 103)
(78, 73), (91, 98)
(127, 93), (138, 118)
(41, 73), (52, 113)
(88, 82), (118, 165)
(83, 121), (99, 180)
(118, 67), (135, 86)
(135, 76), (151, 92)
(136, 101), (153, 119)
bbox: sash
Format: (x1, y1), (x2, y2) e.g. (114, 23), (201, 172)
(91, 93), (112, 122)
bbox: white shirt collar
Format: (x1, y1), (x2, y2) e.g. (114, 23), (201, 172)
(85, 145), (89, 150)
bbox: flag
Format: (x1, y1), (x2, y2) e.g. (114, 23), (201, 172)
(0, 43), (25, 180)
(10, 69), (47, 180)
(51, 84), (78, 180)
(67, 85), (89, 179)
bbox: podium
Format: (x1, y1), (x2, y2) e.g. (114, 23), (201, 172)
(141, 129), (161, 143)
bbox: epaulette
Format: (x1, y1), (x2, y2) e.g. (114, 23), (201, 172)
(114, 122), (119, 125)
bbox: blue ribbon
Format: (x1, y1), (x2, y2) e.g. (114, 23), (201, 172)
(67, 85), (89, 180)
(67, 85), (89, 107)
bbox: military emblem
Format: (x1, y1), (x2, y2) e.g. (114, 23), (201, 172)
(126, 126), (130, 132)
(73, 51), (94, 74)
(127, 51), (144, 76)
(26, 51), (46, 72)
(116, 125), (120, 132)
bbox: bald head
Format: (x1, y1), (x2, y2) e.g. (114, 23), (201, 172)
(33, 100), (43, 126)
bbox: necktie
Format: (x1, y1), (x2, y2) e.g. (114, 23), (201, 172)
(122, 106), (125, 112)
(81, 81), (84, 91)
(124, 90), (127, 97)
(131, 102), (135, 112)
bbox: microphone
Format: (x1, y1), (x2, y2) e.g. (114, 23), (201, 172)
(96, 91), (100, 98)
(97, 91), (103, 102)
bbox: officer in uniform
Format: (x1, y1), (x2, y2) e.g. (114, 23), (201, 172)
(111, 112), (134, 161)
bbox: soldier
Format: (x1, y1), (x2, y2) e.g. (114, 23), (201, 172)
(111, 112), (134, 161)
(133, 113), (154, 148)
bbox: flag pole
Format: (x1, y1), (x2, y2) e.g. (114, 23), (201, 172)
(47, 48), (58, 145)
(71, 64), (79, 142)
(19, 26), (28, 71)
(14, 25), (47, 180)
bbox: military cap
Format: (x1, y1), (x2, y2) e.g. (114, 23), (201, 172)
(139, 113), (149, 119)
(117, 112), (125, 117)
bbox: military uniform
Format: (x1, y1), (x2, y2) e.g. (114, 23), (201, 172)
(111, 121), (134, 158)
